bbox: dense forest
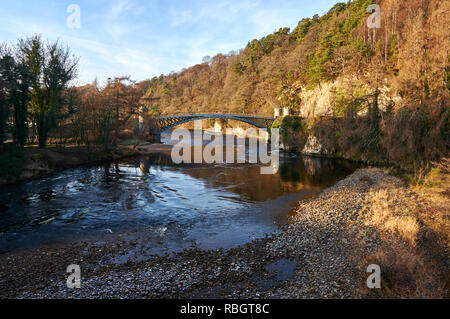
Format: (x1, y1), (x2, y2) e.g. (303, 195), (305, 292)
(0, 0), (449, 177)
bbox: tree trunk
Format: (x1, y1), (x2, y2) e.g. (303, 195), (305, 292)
(0, 107), (5, 152)
(38, 133), (47, 149)
(37, 118), (47, 149)
(14, 100), (28, 148)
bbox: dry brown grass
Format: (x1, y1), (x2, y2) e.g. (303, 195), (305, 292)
(364, 245), (446, 299)
(360, 159), (449, 298)
(411, 158), (450, 250)
(364, 188), (420, 246)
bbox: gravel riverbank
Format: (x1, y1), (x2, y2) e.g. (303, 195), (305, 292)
(0, 168), (444, 299)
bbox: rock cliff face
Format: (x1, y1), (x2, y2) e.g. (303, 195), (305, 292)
(297, 77), (401, 118)
(298, 81), (335, 118)
(302, 135), (328, 156)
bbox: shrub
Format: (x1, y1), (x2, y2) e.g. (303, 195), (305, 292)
(271, 118), (282, 129)
(279, 116), (308, 151)
(381, 105), (448, 168)
(0, 144), (25, 181)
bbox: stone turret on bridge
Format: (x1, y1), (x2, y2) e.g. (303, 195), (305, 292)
(274, 107), (294, 118)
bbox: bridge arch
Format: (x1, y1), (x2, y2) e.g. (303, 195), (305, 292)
(151, 114), (275, 133)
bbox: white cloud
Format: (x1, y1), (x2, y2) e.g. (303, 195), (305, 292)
(109, 0), (134, 19)
(170, 10), (197, 27)
(103, 0), (145, 42)
(169, 0), (260, 27)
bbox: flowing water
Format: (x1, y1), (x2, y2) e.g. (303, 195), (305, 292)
(0, 134), (360, 255)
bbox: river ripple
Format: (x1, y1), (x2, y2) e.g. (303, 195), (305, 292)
(0, 145), (359, 254)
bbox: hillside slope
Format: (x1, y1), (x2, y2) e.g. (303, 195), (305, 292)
(142, 0), (449, 118)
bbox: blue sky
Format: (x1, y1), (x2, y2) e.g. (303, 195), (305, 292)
(0, 0), (338, 85)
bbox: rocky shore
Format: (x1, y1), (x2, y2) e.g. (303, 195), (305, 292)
(0, 168), (446, 299)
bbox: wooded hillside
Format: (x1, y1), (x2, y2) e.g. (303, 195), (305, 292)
(141, 0), (449, 119)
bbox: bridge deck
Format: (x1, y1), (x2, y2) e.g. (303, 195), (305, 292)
(155, 114), (274, 120)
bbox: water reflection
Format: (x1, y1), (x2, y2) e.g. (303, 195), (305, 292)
(0, 151), (360, 253)
(135, 152), (356, 202)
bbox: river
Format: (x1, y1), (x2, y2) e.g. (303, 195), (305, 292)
(0, 133), (360, 256)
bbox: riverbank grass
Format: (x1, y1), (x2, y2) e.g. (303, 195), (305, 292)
(362, 159), (449, 298)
